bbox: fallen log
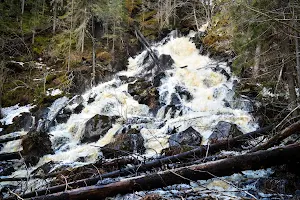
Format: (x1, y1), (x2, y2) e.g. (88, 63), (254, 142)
(30, 143), (300, 200)
(0, 135), (22, 143)
(18, 125), (273, 199)
(251, 121), (300, 152)
(0, 157), (139, 182)
(0, 152), (21, 161)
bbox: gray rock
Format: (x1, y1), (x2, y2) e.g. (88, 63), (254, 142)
(81, 114), (118, 143)
(169, 127), (202, 147)
(102, 128), (145, 158)
(209, 121), (242, 144)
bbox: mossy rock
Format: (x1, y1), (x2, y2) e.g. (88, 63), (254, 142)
(96, 51), (112, 62)
(102, 128), (145, 159)
(21, 131), (53, 165)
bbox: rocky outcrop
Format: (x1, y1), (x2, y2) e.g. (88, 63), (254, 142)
(81, 114), (118, 143)
(169, 127), (202, 147)
(21, 131), (53, 165)
(102, 128), (145, 159)
(209, 121), (243, 144)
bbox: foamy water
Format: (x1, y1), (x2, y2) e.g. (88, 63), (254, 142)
(0, 32), (258, 192)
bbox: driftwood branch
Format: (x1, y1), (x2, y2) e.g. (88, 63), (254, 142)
(29, 143), (300, 200)
(18, 125), (273, 199)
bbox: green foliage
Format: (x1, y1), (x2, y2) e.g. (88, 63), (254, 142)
(32, 36), (51, 55)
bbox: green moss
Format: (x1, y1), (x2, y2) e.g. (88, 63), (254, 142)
(46, 74), (57, 84)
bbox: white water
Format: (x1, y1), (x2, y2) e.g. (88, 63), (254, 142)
(0, 32), (258, 191)
(0, 104), (34, 125)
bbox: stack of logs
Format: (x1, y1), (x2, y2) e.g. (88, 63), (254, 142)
(1, 121), (300, 199)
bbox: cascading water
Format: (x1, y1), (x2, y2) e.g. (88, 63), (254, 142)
(0, 31), (258, 192)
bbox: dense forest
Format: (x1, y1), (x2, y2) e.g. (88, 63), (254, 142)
(0, 0), (300, 199)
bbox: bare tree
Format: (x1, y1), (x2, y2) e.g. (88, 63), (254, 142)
(0, 61), (7, 118)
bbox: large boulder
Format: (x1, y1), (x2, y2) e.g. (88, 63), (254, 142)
(1, 112), (33, 135)
(128, 79), (159, 110)
(128, 79), (152, 96)
(21, 131), (53, 165)
(158, 54), (174, 71)
(169, 127), (202, 147)
(209, 121), (242, 144)
(102, 128), (145, 159)
(81, 114), (118, 143)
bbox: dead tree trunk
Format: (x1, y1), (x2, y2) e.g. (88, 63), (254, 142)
(19, 125), (273, 198)
(0, 152), (21, 161)
(251, 120), (300, 152)
(253, 42), (261, 78)
(29, 143), (300, 200)
(0, 135), (22, 143)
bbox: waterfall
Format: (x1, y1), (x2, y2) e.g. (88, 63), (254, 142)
(0, 32), (258, 191)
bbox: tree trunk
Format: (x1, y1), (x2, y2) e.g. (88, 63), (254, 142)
(251, 120), (300, 152)
(91, 16), (96, 87)
(0, 152), (21, 161)
(21, 0), (25, 14)
(296, 33), (300, 87)
(29, 143), (300, 200)
(286, 58), (298, 117)
(53, 0), (57, 34)
(253, 42), (261, 78)
(19, 125), (273, 199)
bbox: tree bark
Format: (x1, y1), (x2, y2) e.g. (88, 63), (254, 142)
(28, 143), (300, 200)
(251, 120), (300, 152)
(0, 135), (22, 144)
(296, 33), (300, 87)
(0, 152), (21, 161)
(53, 0), (57, 34)
(286, 58), (298, 117)
(19, 125), (273, 198)
(253, 42), (261, 78)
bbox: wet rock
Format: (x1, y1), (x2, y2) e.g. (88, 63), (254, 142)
(21, 131), (54, 165)
(102, 128), (145, 158)
(81, 114), (118, 143)
(128, 79), (151, 96)
(1, 112), (33, 134)
(169, 127), (202, 147)
(52, 136), (70, 150)
(56, 111), (71, 124)
(159, 54), (174, 71)
(212, 65), (230, 80)
(175, 86), (192, 101)
(209, 121), (242, 144)
(74, 103), (84, 114)
(159, 105), (183, 119)
(138, 87), (160, 110)
(0, 162), (14, 176)
(31, 161), (55, 176)
(118, 76), (136, 83)
(152, 72), (166, 87)
(256, 178), (299, 195)
(87, 95), (96, 104)
(128, 79), (160, 110)
(170, 93), (181, 105)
